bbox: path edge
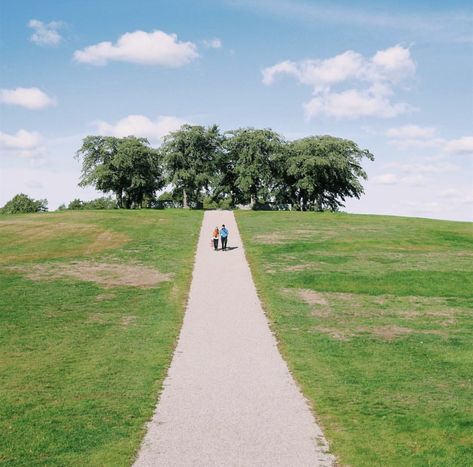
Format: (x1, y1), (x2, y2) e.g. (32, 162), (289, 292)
(233, 210), (337, 464)
(131, 210), (206, 465)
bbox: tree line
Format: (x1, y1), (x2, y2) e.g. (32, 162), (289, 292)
(1, 125), (374, 214)
(76, 125), (374, 211)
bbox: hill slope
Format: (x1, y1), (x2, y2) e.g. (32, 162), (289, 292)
(236, 211), (473, 466)
(0, 210), (202, 466)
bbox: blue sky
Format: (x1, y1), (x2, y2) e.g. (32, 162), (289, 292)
(1, 0), (472, 220)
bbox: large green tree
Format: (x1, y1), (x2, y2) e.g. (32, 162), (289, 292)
(160, 124), (223, 208)
(286, 135), (374, 211)
(76, 136), (164, 208)
(225, 128), (285, 208)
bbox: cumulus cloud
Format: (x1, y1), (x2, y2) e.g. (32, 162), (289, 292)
(304, 88), (411, 119)
(262, 45), (415, 119)
(0, 87), (56, 110)
(202, 38), (222, 49)
(74, 30), (198, 66)
(28, 19), (63, 46)
(0, 129), (44, 158)
(93, 114), (186, 143)
(444, 136), (473, 155)
(386, 125), (473, 155)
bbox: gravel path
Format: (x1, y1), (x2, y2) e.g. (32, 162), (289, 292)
(134, 210), (335, 466)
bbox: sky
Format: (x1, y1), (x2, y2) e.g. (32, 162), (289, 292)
(0, 0), (472, 220)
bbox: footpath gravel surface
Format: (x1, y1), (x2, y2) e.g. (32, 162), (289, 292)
(134, 210), (335, 466)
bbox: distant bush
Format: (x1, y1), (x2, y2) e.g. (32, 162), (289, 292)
(59, 196), (117, 211)
(1, 193), (48, 214)
(67, 198), (85, 210)
(203, 196), (233, 210)
(154, 191), (182, 209)
(86, 197), (117, 209)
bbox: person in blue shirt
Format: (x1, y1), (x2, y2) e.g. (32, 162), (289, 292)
(220, 224), (229, 251)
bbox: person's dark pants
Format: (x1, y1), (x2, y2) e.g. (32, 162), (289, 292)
(221, 236), (228, 250)
(213, 238), (218, 250)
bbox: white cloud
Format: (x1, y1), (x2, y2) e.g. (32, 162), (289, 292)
(263, 45), (415, 119)
(444, 136), (473, 155)
(304, 88), (411, 119)
(400, 174), (427, 186)
(371, 45), (416, 81)
(386, 125), (436, 139)
(386, 161), (459, 174)
(93, 114), (186, 143)
(202, 38), (222, 49)
(0, 87), (56, 110)
(440, 188), (473, 205)
(28, 19), (63, 46)
(372, 173), (398, 185)
(386, 125), (473, 155)
(372, 172), (428, 187)
(0, 129), (44, 158)
(74, 30), (198, 66)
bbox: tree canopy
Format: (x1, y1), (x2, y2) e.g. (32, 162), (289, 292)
(76, 136), (164, 208)
(75, 126), (374, 211)
(160, 124), (223, 208)
(1, 193), (48, 214)
(224, 128), (285, 208)
(286, 136), (374, 211)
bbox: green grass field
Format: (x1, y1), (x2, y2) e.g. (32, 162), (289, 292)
(236, 211), (473, 467)
(0, 209), (202, 466)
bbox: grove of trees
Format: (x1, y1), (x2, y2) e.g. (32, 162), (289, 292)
(75, 125), (374, 211)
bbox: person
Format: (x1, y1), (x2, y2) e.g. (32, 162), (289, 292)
(212, 226), (219, 251)
(220, 224), (229, 251)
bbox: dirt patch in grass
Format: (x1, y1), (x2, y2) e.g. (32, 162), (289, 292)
(254, 232), (286, 244)
(283, 264), (314, 272)
(121, 315), (137, 327)
(370, 325), (413, 340)
(296, 289), (328, 306)
(313, 326), (350, 340)
(11, 261), (172, 288)
(86, 313), (108, 324)
(95, 293), (116, 301)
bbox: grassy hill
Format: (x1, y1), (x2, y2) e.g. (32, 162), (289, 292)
(0, 210), (202, 466)
(236, 211), (473, 466)
(1, 209), (472, 466)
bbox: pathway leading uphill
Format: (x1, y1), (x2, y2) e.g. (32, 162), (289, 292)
(134, 211), (334, 466)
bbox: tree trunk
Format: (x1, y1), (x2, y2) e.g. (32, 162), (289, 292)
(183, 189), (189, 209)
(250, 194), (255, 210)
(116, 190), (123, 209)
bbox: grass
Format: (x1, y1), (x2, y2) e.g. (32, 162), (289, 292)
(236, 211), (473, 467)
(0, 209), (203, 466)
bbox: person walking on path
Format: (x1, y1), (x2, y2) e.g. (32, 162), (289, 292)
(212, 226), (219, 251)
(133, 211), (335, 466)
(220, 224), (229, 251)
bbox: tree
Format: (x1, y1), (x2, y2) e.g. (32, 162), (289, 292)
(75, 136), (164, 208)
(225, 128), (285, 208)
(64, 197), (116, 210)
(287, 136), (374, 211)
(68, 198), (85, 210)
(1, 193), (48, 214)
(161, 124), (223, 208)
